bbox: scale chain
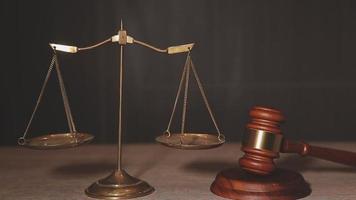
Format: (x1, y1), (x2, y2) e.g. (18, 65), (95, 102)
(180, 55), (191, 135)
(162, 52), (223, 142)
(190, 59), (223, 140)
(164, 54), (190, 136)
(54, 53), (77, 133)
(19, 54), (56, 144)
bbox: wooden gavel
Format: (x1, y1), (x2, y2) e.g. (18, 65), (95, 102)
(239, 106), (356, 175)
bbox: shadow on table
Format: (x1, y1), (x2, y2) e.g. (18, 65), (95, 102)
(182, 155), (356, 175)
(182, 160), (236, 174)
(133, 146), (170, 177)
(51, 146), (169, 178)
(277, 155), (356, 173)
(51, 161), (116, 177)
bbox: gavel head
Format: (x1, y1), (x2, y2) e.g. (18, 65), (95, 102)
(239, 106), (285, 175)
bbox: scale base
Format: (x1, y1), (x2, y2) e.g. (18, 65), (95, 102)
(85, 169), (154, 199)
(210, 167), (311, 200)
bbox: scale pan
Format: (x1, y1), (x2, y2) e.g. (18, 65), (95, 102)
(19, 132), (94, 150)
(156, 133), (225, 150)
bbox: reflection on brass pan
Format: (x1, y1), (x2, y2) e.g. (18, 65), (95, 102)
(156, 133), (225, 150)
(20, 132), (94, 150)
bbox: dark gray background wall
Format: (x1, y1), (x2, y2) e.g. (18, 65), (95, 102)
(2, 0), (356, 145)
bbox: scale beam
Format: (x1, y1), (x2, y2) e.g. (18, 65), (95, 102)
(50, 30), (194, 54)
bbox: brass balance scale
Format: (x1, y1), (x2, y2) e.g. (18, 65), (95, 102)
(18, 21), (225, 199)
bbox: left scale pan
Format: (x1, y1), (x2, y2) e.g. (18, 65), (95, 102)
(18, 132), (94, 150)
(18, 48), (94, 150)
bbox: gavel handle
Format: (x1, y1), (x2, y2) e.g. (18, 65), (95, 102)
(280, 139), (356, 167)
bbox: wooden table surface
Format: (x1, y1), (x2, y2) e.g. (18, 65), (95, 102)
(1, 143), (356, 200)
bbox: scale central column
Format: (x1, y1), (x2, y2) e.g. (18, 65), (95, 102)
(117, 24), (124, 171)
(85, 22), (154, 200)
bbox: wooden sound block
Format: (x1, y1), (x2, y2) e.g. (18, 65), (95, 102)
(210, 168), (311, 200)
